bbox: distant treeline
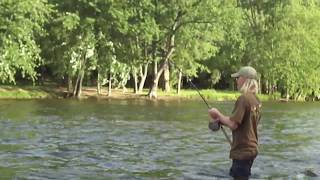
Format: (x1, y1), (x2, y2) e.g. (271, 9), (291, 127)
(0, 0), (319, 100)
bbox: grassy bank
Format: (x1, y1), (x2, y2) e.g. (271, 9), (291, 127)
(0, 86), (58, 99)
(157, 89), (279, 101)
(0, 85), (280, 101)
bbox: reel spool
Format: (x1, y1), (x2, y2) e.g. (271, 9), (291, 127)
(208, 121), (221, 131)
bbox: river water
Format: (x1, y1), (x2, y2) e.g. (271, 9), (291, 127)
(0, 99), (319, 179)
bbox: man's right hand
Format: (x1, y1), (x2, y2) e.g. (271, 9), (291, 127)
(208, 108), (220, 120)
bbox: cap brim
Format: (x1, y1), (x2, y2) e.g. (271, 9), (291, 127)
(231, 73), (240, 78)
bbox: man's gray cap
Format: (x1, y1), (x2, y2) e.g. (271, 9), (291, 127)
(231, 66), (257, 79)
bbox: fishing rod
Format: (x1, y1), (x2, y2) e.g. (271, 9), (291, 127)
(169, 61), (232, 145)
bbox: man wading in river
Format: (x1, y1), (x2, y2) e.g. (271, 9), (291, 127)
(208, 66), (262, 180)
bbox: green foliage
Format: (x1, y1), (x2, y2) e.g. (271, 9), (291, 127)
(209, 69), (221, 87)
(255, 0), (320, 99)
(205, 1), (246, 83)
(0, 0), (52, 83)
(1, 0), (319, 100)
(110, 60), (131, 89)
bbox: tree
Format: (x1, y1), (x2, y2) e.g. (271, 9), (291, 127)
(148, 0), (226, 98)
(44, 0), (104, 97)
(265, 1), (320, 100)
(0, 0), (52, 84)
(109, 0), (158, 94)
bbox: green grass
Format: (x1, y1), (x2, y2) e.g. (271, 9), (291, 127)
(157, 89), (280, 101)
(0, 85), (280, 101)
(0, 85), (56, 99)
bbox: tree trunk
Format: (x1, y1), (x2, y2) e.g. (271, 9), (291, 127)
(177, 71), (182, 95)
(149, 50), (177, 98)
(72, 50), (87, 98)
(73, 72), (81, 97)
(265, 79), (269, 94)
(138, 63), (148, 93)
(97, 72), (101, 95)
(76, 70), (84, 98)
(148, 65), (165, 98)
(154, 58), (158, 76)
(148, 48), (174, 98)
(148, 60), (159, 98)
(122, 85), (127, 93)
(285, 89), (290, 101)
(148, 11), (180, 98)
(108, 72), (112, 96)
(67, 74), (73, 94)
(132, 67), (138, 94)
(163, 61), (170, 92)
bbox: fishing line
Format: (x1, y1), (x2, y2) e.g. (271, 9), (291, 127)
(169, 61), (232, 145)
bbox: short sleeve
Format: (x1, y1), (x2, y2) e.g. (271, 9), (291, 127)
(230, 95), (247, 124)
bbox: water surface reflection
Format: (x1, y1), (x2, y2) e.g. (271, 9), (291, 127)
(0, 99), (319, 179)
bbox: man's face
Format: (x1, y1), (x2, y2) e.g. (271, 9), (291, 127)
(236, 76), (246, 90)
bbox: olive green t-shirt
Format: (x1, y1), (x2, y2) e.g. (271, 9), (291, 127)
(229, 93), (261, 160)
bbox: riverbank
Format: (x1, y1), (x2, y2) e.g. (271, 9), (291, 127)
(0, 85), (279, 101)
(0, 85), (59, 99)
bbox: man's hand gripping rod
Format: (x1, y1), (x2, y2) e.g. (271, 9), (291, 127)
(169, 61), (232, 145)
